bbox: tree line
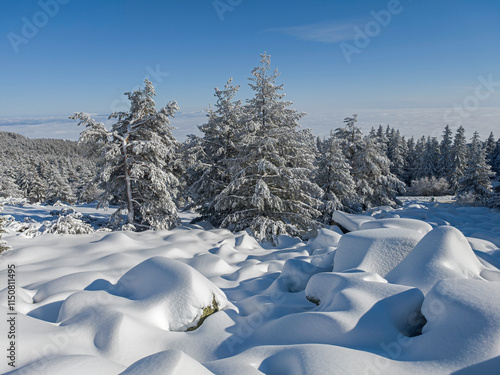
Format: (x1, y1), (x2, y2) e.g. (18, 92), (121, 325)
(1, 53), (498, 242)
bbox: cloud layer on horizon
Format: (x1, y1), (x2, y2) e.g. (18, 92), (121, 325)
(0, 107), (498, 142)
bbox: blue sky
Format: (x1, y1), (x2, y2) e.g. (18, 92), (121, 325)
(1, 0), (499, 140)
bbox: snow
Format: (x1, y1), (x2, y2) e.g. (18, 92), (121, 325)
(386, 226), (488, 293)
(332, 210), (375, 231)
(359, 217), (433, 234)
(333, 228), (424, 277)
(1, 198), (500, 374)
(121, 350), (214, 375)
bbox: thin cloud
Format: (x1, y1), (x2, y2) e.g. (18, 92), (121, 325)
(267, 21), (362, 43)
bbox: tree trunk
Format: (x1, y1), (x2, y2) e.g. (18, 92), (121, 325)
(122, 138), (134, 224)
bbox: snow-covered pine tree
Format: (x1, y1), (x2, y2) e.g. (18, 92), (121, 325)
(187, 79), (243, 225)
(16, 164), (47, 203)
(0, 171), (23, 198)
(334, 114), (363, 161)
(421, 136), (441, 178)
(450, 126), (469, 192)
(490, 138), (500, 174)
(403, 136), (418, 185)
(414, 136), (427, 179)
(439, 125), (454, 180)
(71, 79), (181, 230)
(316, 134), (359, 222)
(351, 136), (405, 209)
(484, 132), (496, 163)
(214, 53), (323, 242)
(457, 131), (495, 203)
(0, 205), (10, 253)
(387, 129), (407, 180)
(376, 124), (388, 146)
(45, 165), (77, 204)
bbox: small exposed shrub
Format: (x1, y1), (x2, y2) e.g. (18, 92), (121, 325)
(407, 177), (450, 196)
(43, 213), (94, 235)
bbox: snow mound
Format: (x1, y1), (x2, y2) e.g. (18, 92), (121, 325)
(234, 233), (261, 250)
(250, 271), (424, 347)
(186, 253), (236, 278)
(332, 210), (375, 232)
(211, 242), (248, 263)
(267, 258), (331, 293)
(58, 256), (229, 332)
(120, 349), (214, 375)
(359, 218), (433, 235)
(387, 226), (485, 293)
(305, 271), (424, 339)
(333, 228), (424, 277)
(307, 228), (342, 250)
(410, 279), (500, 365)
(6, 354), (125, 375)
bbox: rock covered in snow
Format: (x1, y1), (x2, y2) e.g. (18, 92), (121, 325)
(409, 279), (500, 366)
(249, 270), (424, 347)
(386, 226), (485, 293)
(307, 228), (342, 250)
(359, 218), (433, 235)
(332, 210), (375, 232)
(58, 256), (229, 332)
(267, 258), (331, 293)
(333, 228), (424, 277)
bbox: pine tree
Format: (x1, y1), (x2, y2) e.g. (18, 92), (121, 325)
(0, 205), (10, 253)
(71, 79), (181, 230)
(387, 129), (407, 179)
(214, 53), (323, 242)
(457, 132), (495, 203)
(46, 170), (77, 204)
(450, 126), (468, 192)
(351, 136), (405, 209)
(316, 135), (359, 221)
(490, 138), (500, 174)
(414, 136), (427, 179)
(334, 114), (362, 161)
(439, 125), (454, 180)
(0, 171), (23, 198)
(421, 136), (440, 178)
(187, 79), (243, 225)
(484, 132), (496, 163)
(403, 137), (418, 185)
(16, 165), (47, 203)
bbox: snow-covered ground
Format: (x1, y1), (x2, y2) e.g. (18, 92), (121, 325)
(0, 198), (499, 374)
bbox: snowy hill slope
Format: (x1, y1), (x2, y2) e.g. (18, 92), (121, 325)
(0, 199), (499, 374)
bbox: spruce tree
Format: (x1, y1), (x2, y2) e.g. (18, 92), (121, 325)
(71, 79), (181, 230)
(450, 126), (468, 192)
(334, 114), (362, 161)
(414, 136), (427, 179)
(457, 132), (494, 203)
(439, 125), (454, 180)
(484, 132), (496, 163)
(0, 205), (10, 253)
(316, 135), (359, 221)
(421, 136), (440, 178)
(351, 136), (405, 209)
(214, 53), (322, 242)
(387, 129), (407, 180)
(490, 138), (500, 174)
(403, 137), (418, 185)
(187, 79), (243, 225)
